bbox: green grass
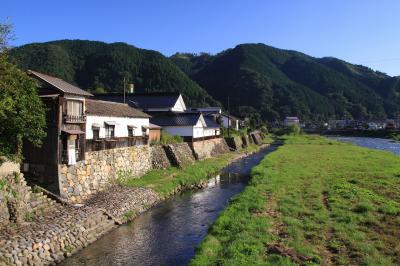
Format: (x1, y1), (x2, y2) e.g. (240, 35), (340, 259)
(191, 135), (400, 266)
(120, 144), (262, 197)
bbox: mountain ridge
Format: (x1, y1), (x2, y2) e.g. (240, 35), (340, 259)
(171, 43), (400, 122)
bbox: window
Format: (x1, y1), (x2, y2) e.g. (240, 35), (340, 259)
(128, 127), (134, 137)
(67, 100), (83, 116)
(105, 125), (115, 139)
(93, 129), (100, 140)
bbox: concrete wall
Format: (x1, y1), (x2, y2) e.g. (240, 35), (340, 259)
(59, 145), (152, 203)
(191, 138), (230, 160)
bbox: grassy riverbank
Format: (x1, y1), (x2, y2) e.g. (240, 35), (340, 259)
(119, 143), (268, 197)
(191, 135), (400, 266)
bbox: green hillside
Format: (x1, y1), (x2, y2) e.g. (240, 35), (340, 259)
(171, 44), (400, 122)
(9, 40), (219, 107)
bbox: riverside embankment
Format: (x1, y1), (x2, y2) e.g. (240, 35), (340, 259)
(60, 145), (277, 266)
(0, 135), (271, 266)
(192, 135), (400, 266)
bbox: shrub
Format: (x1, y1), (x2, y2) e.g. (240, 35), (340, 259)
(151, 131), (183, 145)
(287, 124), (301, 135)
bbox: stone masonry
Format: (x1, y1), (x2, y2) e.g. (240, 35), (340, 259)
(191, 138), (230, 160)
(164, 143), (196, 168)
(225, 136), (244, 151)
(59, 145), (152, 203)
(150, 145), (171, 169)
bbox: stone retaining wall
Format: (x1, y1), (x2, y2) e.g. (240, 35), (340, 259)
(150, 145), (171, 169)
(242, 135), (250, 147)
(225, 136), (244, 151)
(59, 145), (152, 203)
(164, 143), (196, 168)
(0, 139), (267, 265)
(191, 138), (230, 160)
(0, 176), (160, 266)
(0, 159), (20, 177)
(250, 131), (263, 144)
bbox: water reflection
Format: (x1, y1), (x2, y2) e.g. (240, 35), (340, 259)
(60, 146), (276, 266)
(332, 136), (400, 155)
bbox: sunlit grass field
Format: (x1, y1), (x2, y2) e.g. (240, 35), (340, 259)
(191, 135), (400, 265)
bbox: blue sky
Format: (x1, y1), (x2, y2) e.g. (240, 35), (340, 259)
(2, 0), (399, 76)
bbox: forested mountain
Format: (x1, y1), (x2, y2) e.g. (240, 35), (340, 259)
(171, 44), (400, 122)
(9, 40), (219, 107)
(11, 40), (400, 122)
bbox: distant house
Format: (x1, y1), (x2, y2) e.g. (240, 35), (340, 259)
(203, 115), (221, 137)
(284, 117), (300, 126)
(151, 112), (219, 141)
(93, 92), (187, 113)
(221, 113), (240, 131)
(367, 122), (379, 130)
(193, 107), (222, 115)
(23, 70), (93, 193)
(85, 99), (151, 151)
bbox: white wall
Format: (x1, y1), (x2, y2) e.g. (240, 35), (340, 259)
(222, 116), (239, 131)
(86, 115), (149, 139)
(171, 95), (187, 112)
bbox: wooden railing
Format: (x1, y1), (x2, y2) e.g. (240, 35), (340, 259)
(64, 115), (86, 123)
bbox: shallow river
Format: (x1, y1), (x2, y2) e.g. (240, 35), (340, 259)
(331, 136), (400, 155)
(60, 146), (276, 266)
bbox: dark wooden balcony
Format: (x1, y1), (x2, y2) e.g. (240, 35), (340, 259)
(64, 115), (86, 123)
(85, 136), (148, 152)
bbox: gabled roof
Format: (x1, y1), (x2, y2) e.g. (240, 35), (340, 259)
(28, 70), (93, 97)
(85, 99), (151, 118)
(150, 112), (203, 127)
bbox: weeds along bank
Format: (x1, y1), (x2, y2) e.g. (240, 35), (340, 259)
(0, 134), (270, 265)
(191, 135), (400, 266)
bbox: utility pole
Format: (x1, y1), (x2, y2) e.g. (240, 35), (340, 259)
(228, 96), (230, 137)
(123, 77), (126, 104)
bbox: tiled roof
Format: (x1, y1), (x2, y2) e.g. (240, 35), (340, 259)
(204, 116), (221, 128)
(85, 99), (151, 118)
(149, 123), (162, 129)
(92, 92), (180, 110)
(150, 113), (201, 126)
(221, 113), (240, 121)
(28, 70), (93, 97)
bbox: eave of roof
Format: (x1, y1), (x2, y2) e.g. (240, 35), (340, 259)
(28, 70), (93, 97)
(85, 99), (151, 118)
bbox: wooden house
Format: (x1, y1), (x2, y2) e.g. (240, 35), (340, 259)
(23, 70), (92, 193)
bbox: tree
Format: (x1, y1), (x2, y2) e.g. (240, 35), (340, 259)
(0, 21), (14, 53)
(0, 23), (46, 161)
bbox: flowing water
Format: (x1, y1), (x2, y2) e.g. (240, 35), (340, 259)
(60, 146), (276, 266)
(331, 136), (400, 155)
